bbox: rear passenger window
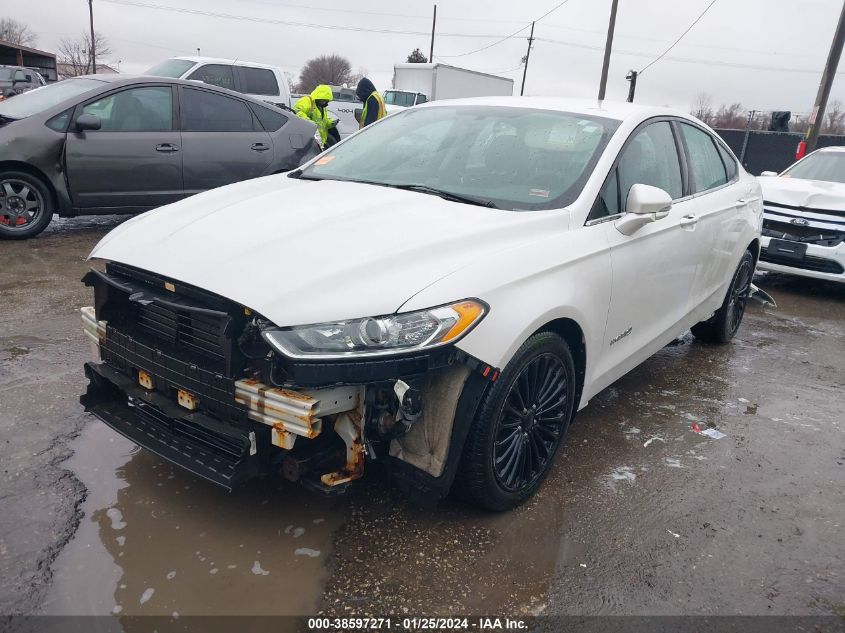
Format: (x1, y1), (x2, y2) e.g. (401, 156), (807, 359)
(187, 64), (235, 91)
(680, 124), (728, 192)
(181, 88), (255, 132)
(250, 103), (288, 132)
(241, 67), (279, 96)
(617, 121), (683, 209)
(717, 143), (738, 180)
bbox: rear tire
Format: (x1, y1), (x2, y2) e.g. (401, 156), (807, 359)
(0, 171), (54, 240)
(457, 331), (576, 511)
(691, 250), (754, 344)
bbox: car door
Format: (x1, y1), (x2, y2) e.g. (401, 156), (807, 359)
(592, 119), (706, 386)
(676, 121), (750, 311)
(178, 86), (274, 195)
(65, 84), (183, 210)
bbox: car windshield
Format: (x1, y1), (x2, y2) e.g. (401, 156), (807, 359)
(300, 105), (619, 210)
(783, 151), (845, 184)
(146, 59), (196, 78)
(383, 91), (417, 107)
(0, 67), (13, 80)
(0, 78), (104, 119)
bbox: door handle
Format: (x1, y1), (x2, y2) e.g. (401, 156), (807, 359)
(155, 143), (179, 153)
(679, 213), (699, 227)
(251, 143), (271, 152)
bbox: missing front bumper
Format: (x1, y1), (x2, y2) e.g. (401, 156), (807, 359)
(81, 362), (261, 490)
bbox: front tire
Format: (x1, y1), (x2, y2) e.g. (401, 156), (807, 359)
(0, 171), (54, 240)
(457, 331), (577, 511)
(692, 249), (754, 344)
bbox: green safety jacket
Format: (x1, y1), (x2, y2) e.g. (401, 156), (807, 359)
(294, 84), (336, 146)
(360, 91), (386, 129)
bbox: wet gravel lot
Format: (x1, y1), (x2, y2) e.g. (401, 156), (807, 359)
(1, 216), (843, 624)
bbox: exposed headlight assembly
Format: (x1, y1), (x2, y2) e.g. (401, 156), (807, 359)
(261, 299), (487, 360)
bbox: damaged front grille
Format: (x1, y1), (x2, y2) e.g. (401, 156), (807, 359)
(87, 262), (246, 377)
(762, 218), (845, 247)
(136, 302), (228, 363)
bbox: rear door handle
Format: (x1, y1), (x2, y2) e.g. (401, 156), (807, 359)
(251, 143), (271, 152)
(679, 213), (699, 227)
(155, 143), (179, 153)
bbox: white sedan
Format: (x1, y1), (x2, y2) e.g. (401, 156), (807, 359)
(80, 98), (762, 511)
(758, 147), (845, 283)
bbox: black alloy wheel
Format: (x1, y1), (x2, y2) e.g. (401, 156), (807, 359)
(457, 331), (577, 511)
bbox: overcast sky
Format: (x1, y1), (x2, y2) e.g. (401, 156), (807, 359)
(9, 0), (845, 116)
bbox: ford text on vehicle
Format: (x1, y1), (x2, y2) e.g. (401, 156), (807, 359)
(80, 98), (762, 510)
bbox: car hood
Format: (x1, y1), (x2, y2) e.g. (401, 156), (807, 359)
(90, 176), (563, 326)
(760, 176), (845, 211)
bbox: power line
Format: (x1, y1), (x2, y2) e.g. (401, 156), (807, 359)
(639, 0), (718, 73)
(437, 0), (574, 59)
(99, 0), (527, 39)
(436, 23), (532, 58)
(536, 36), (845, 75)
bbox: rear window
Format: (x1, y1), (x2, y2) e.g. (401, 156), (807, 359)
(250, 103), (288, 132)
(187, 64), (236, 91)
(181, 87), (255, 132)
(240, 67), (279, 96)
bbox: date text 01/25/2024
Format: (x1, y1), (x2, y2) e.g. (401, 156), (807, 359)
(306, 617), (528, 630)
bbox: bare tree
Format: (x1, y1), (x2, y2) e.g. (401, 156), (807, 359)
(348, 66), (369, 87)
(407, 48), (428, 63)
(823, 99), (845, 135)
(58, 32), (112, 77)
(691, 92), (714, 124)
(296, 54), (352, 93)
(711, 103), (746, 129)
(0, 18), (37, 47)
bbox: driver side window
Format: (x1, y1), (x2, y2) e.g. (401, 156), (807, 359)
(590, 121), (683, 221)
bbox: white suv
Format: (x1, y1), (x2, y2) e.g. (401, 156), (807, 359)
(80, 98), (762, 510)
(146, 56), (292, 108)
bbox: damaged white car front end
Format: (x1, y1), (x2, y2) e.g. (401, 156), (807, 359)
(758, 148), (845, 283)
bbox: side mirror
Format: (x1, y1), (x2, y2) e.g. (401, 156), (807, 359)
(75, 113), (101, 132)
(759, 170), (778, 177)
(615, 184), (673, 236)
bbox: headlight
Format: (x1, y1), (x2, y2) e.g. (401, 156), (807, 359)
(261, 299), (486, 359)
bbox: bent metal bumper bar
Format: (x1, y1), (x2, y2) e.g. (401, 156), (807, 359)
(80, 307), (367, 491)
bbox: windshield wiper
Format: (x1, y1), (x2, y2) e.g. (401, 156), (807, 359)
(0, 114), (18, 124)
(287, 173), (498, 208)
(386, 184), (497, 208)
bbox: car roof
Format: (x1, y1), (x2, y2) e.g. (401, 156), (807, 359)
(68, 74), (282, 107)
(816, 146), (845, 152)
(166, 56), (279, 71)
(420, 96), (695, 123)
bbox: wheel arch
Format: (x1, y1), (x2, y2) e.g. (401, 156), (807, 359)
(533, 317), (587, 411)
(0, 161), (58, 209)
(748, 237), (761, 266)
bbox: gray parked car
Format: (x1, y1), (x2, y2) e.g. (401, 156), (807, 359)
(0, 65), (45, 98)
(0, 75), (321, 239)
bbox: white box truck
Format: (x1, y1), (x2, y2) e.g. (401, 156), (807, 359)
(384, 63), (514, 108)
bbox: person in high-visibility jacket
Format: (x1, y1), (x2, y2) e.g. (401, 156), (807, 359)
(293, 84), (336, 148)
(355, 77), (386, 129)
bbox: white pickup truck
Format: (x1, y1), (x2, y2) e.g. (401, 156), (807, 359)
(146, 57), (292, 109)
(384, 63), (514, 108)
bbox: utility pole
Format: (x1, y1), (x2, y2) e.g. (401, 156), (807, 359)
(626, 70), (637, 102)
(807, 0), (845, 152)
(520, 21), (535, 96)
(197, 47), (201, 56)
(597, 0), (619, 100)
(88, 0), (97, 74)
(429, 5), (437, 62)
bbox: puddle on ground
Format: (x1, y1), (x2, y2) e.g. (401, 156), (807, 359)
(42, 422), (347, 616)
